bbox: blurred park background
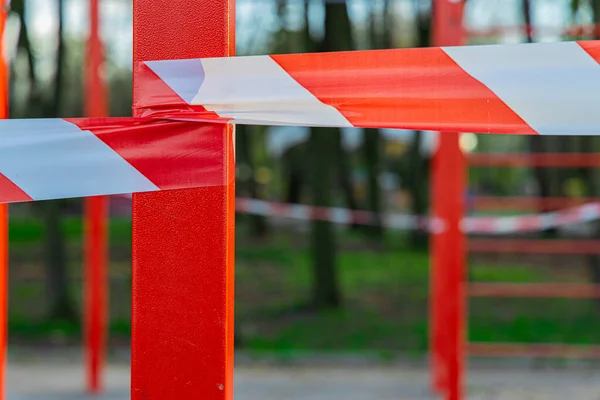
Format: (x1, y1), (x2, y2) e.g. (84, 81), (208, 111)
(5, 0), (600, 388)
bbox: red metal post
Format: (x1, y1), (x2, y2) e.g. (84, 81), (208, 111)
(0, 7), (8, 400)
(84, 0), (108, 393)
(131, 1), (236, 399)
(431, 1), (466, 399)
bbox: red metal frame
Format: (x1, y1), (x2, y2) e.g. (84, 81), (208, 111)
(469, 283), (600, 298)
(0, 8), (8, 400)
(466, 155), (600, 360)
(469, 153), (600, 167)
(469, 239), (600, 255)
(431, 1), (466, 399)
(84, 0), (108, 393)
(467, 23), (600, 38)
(131, 1), (235, 398)
(472, 197), (600, 212)
(468, 343), (600, 358)
(465, 144), (600, 359)
(426, 3), (600, 369)
(461, 9), (600, 363)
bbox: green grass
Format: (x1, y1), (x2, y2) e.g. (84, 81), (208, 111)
(5, 217), (600, 355)
(8, 217), (132, 244)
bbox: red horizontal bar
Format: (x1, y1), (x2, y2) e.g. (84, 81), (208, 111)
(468, 343), (600, 359)
(468, 153), (600, 168)
(469, 283), (600, 298)
(467, 24), (600, 38)
(468, 239), (600, 255)
(472, 196), (599, 211)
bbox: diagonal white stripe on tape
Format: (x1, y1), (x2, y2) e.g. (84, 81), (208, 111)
(145, 58), (206, 103)
(443, 42), (600, 135)
(0, 119), (159, 200)
(189, 55), (353, 127)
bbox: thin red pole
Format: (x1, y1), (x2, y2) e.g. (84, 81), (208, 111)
(84, 0), (108, 394)
(431, 1), (466, 400)
(0, 6), (8, 400)
(131, 0), (235, 399)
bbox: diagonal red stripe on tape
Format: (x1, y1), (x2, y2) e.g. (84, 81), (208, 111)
(0, 173), (32, 203)
(577, 41), (600, 63)
(65, 117), (227, 190)
(270, 48), (537, 134)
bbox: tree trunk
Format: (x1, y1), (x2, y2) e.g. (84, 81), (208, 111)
(333, 128), (361, 230)
(408, 131), (428, 248)
(360, 3), (386, 238)
(52, 0), (66, 117)
(42, 0), (76, 323)
(522, 0), (556, 236)
(306, 0), (356, 309)
(237, 124), (268, 237)
(286, 169), (303, 204)
(415, 1), (431, 48)
(11, 0), (41, 116)
(42, 200), (77, 321)
(325, 2), (360, 220)
(283, 143), (307, 204)
(363, 129), (383, 237)
(310, 127), (341, 309)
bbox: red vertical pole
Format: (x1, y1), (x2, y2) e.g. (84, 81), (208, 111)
(131, 1), (235, 399)
(0, 6), (8, 400)
(431, 1), (466, 400)
(84, 0), (108, 394)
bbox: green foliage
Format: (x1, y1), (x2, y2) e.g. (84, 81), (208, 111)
(7, 219), (600, 356)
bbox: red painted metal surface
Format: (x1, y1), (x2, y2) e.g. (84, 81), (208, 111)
(131, 1), (235, 399)
(469, 283), (600, 298)
(468, 239), (600, 255)
(431, 1), (466, 399)
(472, 196), (600, 211)
(469, 343), (600, 359)
(468, 153), (600, 168)
(466, 24), (600, 39)
(84, 0), (108, 393)
(0, 8), (8, 400)
(84, 197), (107, 393)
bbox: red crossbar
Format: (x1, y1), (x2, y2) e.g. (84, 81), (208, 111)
(466, 24), (600, 38)
(468, 343), (600, 359)
(131, 1), (236, 399)
(469, 283), (600, 298)
(468, 239), (600, 254)
(472, 196), (600, 211)
(469, 153), (600, 168)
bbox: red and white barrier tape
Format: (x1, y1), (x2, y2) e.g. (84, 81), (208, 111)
(2, 41), (600, 203)
(136, 40), (600, 135)
(235, 198), (600, 234)
(0, 118), (232, 203)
